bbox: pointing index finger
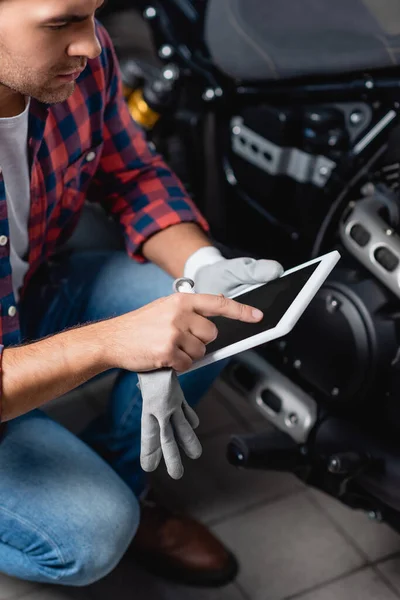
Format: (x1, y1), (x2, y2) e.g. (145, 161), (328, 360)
(191, 293), (264, 323)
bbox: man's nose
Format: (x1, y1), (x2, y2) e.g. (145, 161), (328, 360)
(67, 28), (102, 61)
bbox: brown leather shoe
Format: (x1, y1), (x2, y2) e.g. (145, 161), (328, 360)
(130, 496), (239, 587)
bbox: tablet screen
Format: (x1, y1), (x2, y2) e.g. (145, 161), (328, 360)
(205, 262), (319, 355)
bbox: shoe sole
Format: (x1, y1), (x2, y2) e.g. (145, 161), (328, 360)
(132, 550), (239, 587)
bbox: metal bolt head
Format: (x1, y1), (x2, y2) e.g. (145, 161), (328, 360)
(330, 299), (338, 309)
(328, 457), (341, 473)
(215, 87), (223, 97)
(144, 6), (157, 19)
(331, 387), (340, 397)
(159, 45), (173, 58)
(162, 66), (179, 81)
(368, 510), (382, 522)
(319, 166), (329, 176)
(203, 88), (216, 101)
(386, 228), (394, 236)
(232, 125), (241, 135)
(365, 79), (374, 89)
(237, 453), (244, 461)
(287, 413), (299, 426)
(350, 110), (363, 125)
(293, 359), (302, 369)
(361, 182), (375, 196)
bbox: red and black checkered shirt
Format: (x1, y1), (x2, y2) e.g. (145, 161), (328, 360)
(0, 20), (208, 354)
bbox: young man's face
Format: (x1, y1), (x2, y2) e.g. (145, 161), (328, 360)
(0, 0), (104, 105)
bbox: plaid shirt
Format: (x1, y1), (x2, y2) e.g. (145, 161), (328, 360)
(0, 20), (208, 421)
(0, 20), (208, 352)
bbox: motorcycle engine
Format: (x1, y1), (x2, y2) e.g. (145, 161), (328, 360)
(265, 189), (400, 420)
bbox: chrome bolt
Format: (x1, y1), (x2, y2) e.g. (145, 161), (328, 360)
(237, 453), (244, 461)
(328, 457), (340, 473)
(293, 359), (302, 369)
(144, 6), (157, 19)
(361, 182), (375, 196)
(350, 111), (363, 125)
(368, 510), (382, 522)
(232, 125), (241, 135)
(215, 87), (223, 97)
(286, 413), (299, 426)
(330, 299), (338, 309)
(386, 228), (394, 236)
(203, 88), (216, 101)
(159, 45), (173, 59)
(319, 166), (329, 176)
(365, 79), (374, 89)
(162, 66), (178, 81)
(331, 387), (340, 396)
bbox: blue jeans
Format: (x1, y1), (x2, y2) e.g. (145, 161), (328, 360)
(0, 251), (224, 587)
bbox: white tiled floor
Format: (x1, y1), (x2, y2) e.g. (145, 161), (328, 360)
(1, 373), (400, 600)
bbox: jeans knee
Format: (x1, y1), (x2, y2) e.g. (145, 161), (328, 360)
(45, 492), (140, 587)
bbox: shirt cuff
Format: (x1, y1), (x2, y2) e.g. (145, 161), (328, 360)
(183, 246), (224, 281)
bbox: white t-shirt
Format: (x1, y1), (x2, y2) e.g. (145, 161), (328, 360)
(0, 97), (31, 301)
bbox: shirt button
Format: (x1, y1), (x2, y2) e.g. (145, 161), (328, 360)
(86, 151), (96, 162)
(0, 235), (8, 246)
(8, 306), (16, 317)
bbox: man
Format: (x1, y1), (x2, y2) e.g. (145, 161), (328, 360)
(0, 0), (282, 589)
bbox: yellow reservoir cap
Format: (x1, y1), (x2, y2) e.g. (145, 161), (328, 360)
(127, 89), (161, 130)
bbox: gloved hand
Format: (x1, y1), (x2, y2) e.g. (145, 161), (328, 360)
(138, 367), (202, 480)
(185, 246), (284, 297)
(138, 246), (282, 481)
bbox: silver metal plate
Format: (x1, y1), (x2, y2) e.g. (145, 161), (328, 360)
(231, 116), (336, 188)
(219, 350), (317, 444)
(340, 192), (400, 300)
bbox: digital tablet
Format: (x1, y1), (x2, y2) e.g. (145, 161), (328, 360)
(184, 250), (340, 373)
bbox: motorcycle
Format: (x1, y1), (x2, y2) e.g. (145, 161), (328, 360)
(99, 0), (400, 532)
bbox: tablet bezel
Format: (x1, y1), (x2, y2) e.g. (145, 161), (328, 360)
(184, 250), (340, 373)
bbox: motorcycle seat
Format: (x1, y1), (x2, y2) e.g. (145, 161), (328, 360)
(205, 0), (400, 81)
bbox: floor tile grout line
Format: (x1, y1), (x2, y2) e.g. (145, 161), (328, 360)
(308, 491), (400, 568)
(306, 491), (372, 563)
(283, 564), (370, 600)
(206, 488), (306, 528)
(371, 563), (400, 599)
(282, 560), (400, 600)
(281, 564), (371, 600)
(235, 580), (252, 600)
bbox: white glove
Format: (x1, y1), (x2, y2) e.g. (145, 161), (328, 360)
(185, 246), (283, 297)
(138, 370), (202, 480)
